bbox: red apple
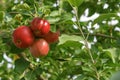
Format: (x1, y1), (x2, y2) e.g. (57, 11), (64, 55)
(29, 39), (49, 57)
(42, 31), (60, 44)
(12, 26), (34, 48)
(30, 17), (50, 37)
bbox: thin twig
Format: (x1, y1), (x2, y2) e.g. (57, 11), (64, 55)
(69, 33), (116, 39)
(9, 12), (34, 17)
(73, 7), (100, 80)
(73, 7), (95, 63)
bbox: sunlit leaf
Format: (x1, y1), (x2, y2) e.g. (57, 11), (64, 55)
(67, 0), (84, 7)
(12, 3), (30, 10)
(47, 17), (60, 24)
(103, 48), (119, 63)
(58, 34), (83, 45)
(50, 10), (60, 17)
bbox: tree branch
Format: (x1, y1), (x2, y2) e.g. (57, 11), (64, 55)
(9, 12), (34, 17)
(70, 33), (116, 39)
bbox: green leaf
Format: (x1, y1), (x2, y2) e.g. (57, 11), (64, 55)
(0, 11), (5, 21)
(60, 13), (73, 22)
(14, 58), (30, 74)
(60, 41), (83, 48)
(12, 3), (30, 10)
(58, 34), (83, 45)
(25, 71), (36, 80)
(20, 78), (25, 80)
(47, 17), (60, 24)
(50, 10), (60, 17)
(67, 0), (84, 7)
(0, 54), (3, 62)
(10, 42), (25, 54)
(75, 74), (85, 80)
(103, 48), (118, 63)
(110, 71), (120, 80)
(92, 13), (118, 25)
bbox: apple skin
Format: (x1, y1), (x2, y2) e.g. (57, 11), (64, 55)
(30, 17), (50, 37)
(29, 39), (49, 57)
(12, 26), (34, 48)
(42, 31), (60, 44)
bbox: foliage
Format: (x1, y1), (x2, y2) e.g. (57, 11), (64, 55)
(0, 0), (120, 80)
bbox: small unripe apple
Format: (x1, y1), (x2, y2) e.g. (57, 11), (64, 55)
(12, 26), (34, 48)
(30, 17), (50, 37)
(29, 39), (49, 57)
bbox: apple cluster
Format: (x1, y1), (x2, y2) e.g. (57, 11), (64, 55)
(12, 17), (59, 58)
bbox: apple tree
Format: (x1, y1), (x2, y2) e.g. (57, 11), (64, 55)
(0, 0), (120, 80)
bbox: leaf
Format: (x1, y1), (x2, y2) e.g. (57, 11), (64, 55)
(47, 17), (60, 24)
(20, 78), (25, 80)
(61, 13), (73, 22)
(58, 34), (83, 45)
(25, 67), (43, 80)
(67, 0), (84, 7)
(61, 41), (83, 48)
(0, 54), (3, 62)
(75, 74), (85, 80)
(14, 58), (30, 74)
(103, 48), (118, 63)
(110, 71), (120, 80)
(12, 3), (30, 10)
(92, 13), (118, 25)
(10, 42), (25, 54)
(0, 11), (5, 21)
(50, 10), (60, 17)
(25, 71), (36, 80)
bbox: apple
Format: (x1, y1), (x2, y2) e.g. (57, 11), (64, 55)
(30, 17), (50, 37)
(29, 39), (49, 57)
(42, 31), (60, 44)
(12, 26), (34, 48)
